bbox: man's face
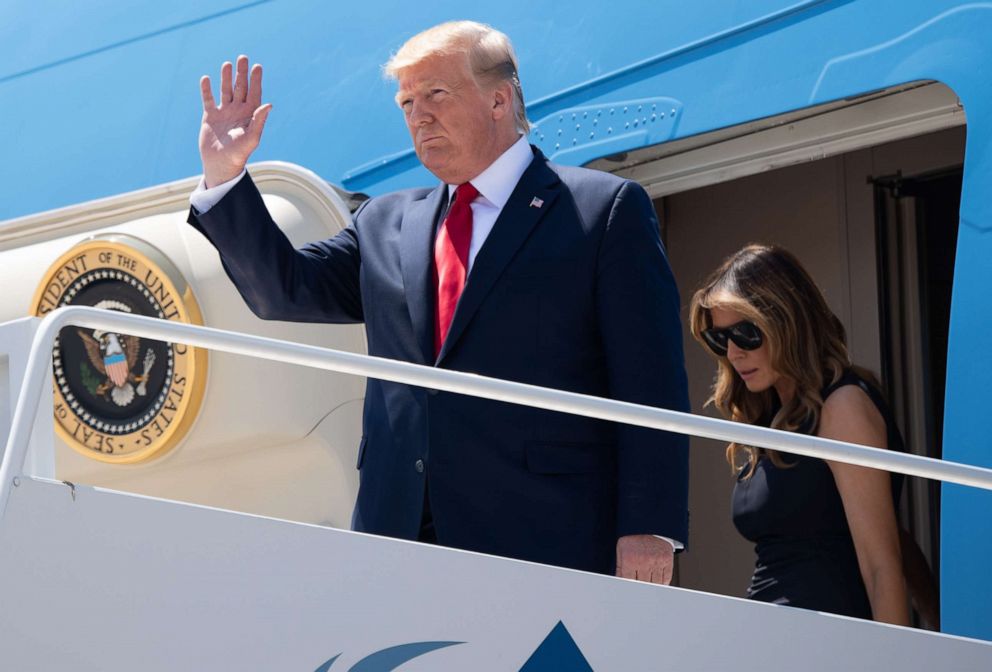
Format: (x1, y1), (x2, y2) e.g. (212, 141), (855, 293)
(396, 53), (506, 185)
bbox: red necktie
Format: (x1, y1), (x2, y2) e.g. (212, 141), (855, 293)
(434, 182), (479, 358)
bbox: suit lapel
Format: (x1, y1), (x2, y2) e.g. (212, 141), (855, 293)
(437, 153), (560, 364)
(400, 184), (447, 365)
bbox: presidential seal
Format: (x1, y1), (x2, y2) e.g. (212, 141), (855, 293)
(31, 235), (207, 463)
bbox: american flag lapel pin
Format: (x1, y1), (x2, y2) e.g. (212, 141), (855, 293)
(529, 197), (544, 209)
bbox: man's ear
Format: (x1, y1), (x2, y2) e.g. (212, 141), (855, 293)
(491, 82), (513, 120)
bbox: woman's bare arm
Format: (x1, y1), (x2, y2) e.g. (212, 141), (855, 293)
(819, 385), (910, 625)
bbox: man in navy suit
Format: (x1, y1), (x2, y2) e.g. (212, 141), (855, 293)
(188, 21), (689, 582)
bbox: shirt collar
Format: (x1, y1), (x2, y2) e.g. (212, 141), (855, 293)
(447, 135), (533, 208)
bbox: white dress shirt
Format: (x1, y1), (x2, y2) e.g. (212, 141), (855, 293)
(190, 135), (681, 552)
(444, 134), (532, 272)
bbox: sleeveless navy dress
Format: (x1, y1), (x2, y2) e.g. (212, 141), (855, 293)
(731, 370), (905, 618)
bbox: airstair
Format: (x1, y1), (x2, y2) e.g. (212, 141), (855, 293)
(2, 163), (990, 670)
(2, 307), (991, 671)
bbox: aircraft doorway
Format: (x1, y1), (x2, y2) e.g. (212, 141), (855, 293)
(874, 167), (963, 583)
(597, 99), (964, 613)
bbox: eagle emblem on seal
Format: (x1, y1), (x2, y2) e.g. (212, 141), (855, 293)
(77, 299), (157, 407)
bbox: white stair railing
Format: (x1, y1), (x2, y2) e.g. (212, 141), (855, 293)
(3, 306), (992, 522)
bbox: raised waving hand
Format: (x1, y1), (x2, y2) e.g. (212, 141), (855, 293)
(199, 55), (272, 188)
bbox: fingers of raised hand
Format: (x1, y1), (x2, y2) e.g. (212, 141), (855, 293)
(234, 55), (250, 102)
(249, 103), (273, 140)
(220, 61), (234, 103)
(204, 58), (263, 111)
(200, 75), (216, 111)
(247, 63), (264, 108)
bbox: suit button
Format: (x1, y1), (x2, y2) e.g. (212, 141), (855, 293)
(415, 459), (425, 473)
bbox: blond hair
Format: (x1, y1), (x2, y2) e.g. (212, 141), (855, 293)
(689, 245), (857, 476)
(383, 21), (530, 133)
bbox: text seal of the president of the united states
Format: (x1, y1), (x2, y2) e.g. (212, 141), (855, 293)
(31, 234), (207, 463)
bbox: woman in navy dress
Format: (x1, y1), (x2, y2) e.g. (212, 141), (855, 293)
(689, 244), (910, 625)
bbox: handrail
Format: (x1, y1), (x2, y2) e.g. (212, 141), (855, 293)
(3, 306), (992, 520)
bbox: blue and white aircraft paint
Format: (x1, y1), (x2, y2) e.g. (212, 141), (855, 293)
(2, 1), (992, 662)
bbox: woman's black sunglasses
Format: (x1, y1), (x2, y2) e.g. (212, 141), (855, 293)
(701, 320), (763, 356)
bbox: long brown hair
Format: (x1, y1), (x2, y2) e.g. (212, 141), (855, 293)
(689, 245), (856, 475)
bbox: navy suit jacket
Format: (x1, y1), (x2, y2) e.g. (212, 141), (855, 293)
(188, 147), (690, 573)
